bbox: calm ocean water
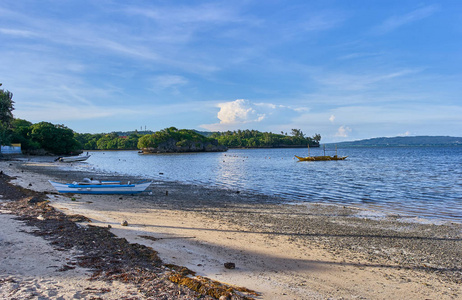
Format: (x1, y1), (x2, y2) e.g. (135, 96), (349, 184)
(78, 146), (462, 222)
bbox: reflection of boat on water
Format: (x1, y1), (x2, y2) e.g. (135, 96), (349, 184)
(57, 155), (91, 162)
(49, 178), (152, 194)
(295, 145), (347, 161)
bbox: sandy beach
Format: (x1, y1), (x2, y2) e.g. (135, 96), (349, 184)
(1, 158), (461, 299)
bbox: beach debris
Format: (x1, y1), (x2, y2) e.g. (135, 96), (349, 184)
(68, 214), (92, 223)
(224, 262), (235, 269)
(26, 196), (45, 204)
(58, 264), (76, 272)
(37, 214), (45, 220)
(169, 272), (258, 299)
(139, 235), (160, 241)
(121, 220), (129, 226)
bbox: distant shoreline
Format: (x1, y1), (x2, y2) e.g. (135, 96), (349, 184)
(328, 135), (462, 147)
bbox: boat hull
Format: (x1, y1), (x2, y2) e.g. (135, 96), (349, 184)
(295, 155), (347, 161)
(59, 155), (91, 162)
(49, 180), (151, 194)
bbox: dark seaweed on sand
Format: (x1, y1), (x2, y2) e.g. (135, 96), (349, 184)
(0, 172), (256, 300)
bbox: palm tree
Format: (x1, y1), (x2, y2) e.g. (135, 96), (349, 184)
(0, 83), (15, 126)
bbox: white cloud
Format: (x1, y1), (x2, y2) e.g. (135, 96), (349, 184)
(335, 125), (352, 137)
(216, 99), (264, 124)
(201, 99), (308, 131)
(329, 115), (335, 122)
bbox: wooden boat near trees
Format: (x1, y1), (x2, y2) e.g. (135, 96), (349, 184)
(57, 154), (91, 162)
(295, 145), (347, 161)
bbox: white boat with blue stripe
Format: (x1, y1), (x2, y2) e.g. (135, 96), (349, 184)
(49, 178), (152, 194)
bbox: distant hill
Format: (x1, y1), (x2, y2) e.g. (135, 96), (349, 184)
(328, 136), (462, 147)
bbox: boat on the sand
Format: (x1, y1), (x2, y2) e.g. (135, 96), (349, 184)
(57, 155), (91, 162)
(49, 178), (152, 194)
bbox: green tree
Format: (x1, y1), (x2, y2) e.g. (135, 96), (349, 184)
(0, 83), (15, 146)
(30, 122), (80, 155)
(96, 133), (119, 150)
(313, 133), (321, 143)
(0, 84), (14, 127)
(10, 119), (40, 151)
(74, 133), (105, 150)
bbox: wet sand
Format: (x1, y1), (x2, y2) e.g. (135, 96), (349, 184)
(1, 158), (461, 299)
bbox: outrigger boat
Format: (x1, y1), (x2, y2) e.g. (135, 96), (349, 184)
(295, 155), (347, 161)
(295, 145), (347, 161)
(49, 178), (152, 194)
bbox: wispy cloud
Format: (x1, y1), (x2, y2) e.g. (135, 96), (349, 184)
(312, 68), (422, 91)
(374, 5), (439, 34)
(338, 52), (384, 60)
(0, 28), (36, 37)
(125, 3), (241, 25)
(301, 12), (347, 32)
(17, 101), (137, 122)
(151, 75), (188, 90)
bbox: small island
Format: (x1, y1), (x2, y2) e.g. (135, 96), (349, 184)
(138, 127), (227, 153)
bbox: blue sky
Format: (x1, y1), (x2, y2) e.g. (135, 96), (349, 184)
(1, 0), (461, 142)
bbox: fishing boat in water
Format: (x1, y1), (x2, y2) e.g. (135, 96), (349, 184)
(295, 145), (347, 161)
(49, 178), (152, 194)
(295, 155), (347, 161)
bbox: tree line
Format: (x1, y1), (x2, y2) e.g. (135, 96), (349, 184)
(1, 84), (321, 155)
(210, 129), (321, 148)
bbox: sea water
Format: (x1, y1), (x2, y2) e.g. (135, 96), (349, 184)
(77, 146), (462, 223)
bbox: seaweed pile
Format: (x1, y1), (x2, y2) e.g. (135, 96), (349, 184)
(0, 172), (257, 300)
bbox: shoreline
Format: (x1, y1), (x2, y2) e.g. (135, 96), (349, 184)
(60, 148), (462, 225)
(1, 158), (461, 299)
